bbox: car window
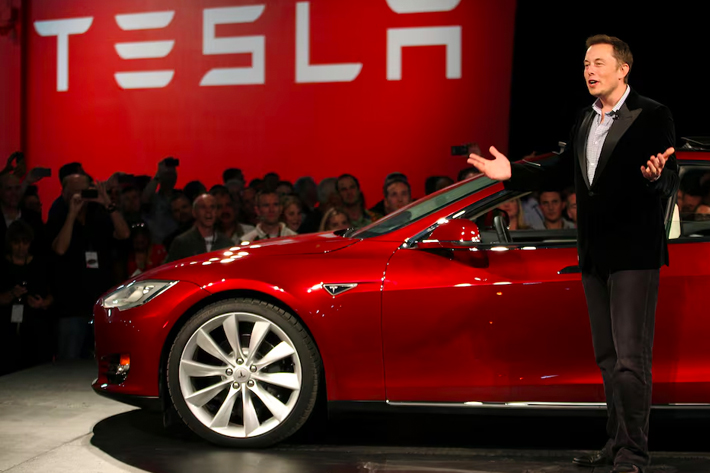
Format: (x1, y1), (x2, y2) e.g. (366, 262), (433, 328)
(349, 174), (496, 238)
(671, 163), (710, 241)
(450, 190), (577, 245)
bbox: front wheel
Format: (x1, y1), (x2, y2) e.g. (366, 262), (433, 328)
(167, 298), (321, 447)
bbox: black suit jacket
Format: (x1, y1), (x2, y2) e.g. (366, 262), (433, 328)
(506, 89), (678, 272)
(166, 226), (232, 263)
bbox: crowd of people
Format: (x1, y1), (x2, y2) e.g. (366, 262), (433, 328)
(0, 151), (480, 374)
(1, 150), (709, 375)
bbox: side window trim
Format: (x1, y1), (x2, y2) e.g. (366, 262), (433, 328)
(408, 189), (578, 248)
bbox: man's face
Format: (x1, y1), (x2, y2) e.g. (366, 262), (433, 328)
(23, 195), (42, 214)
(681, 193), (702, 213)
(540, 192), (564, 223)
(0, 174), (22, 209)
(62, 174), (90, 202)
(10, 239), (30, 260)
(214, 194), (235, 226)
(193, 195), (217, 228)
(256, 193), (282, 225)
(160, 167), (178, 189)
(584, 43), (628, 100)
(171, 196), (193, 224)
(384, 181), (411, 214)
(566, 194), (578, 223)
(337, 177), (361, 206)
(120, 189), (141, 214)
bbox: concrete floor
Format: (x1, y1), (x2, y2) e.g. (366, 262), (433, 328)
(2, 361), (710, 473)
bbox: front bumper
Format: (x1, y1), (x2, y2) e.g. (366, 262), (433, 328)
(92, 280), (210, 401)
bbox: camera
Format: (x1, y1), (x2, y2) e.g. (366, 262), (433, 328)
(117, 173), (135, 185)
(35, 167), (52, 178)
(81, 189), (98, 199)
(451, 144), (472, 156)
(164, 157), (179, 167)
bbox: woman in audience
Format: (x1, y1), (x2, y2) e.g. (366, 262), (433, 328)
(497, 197), (530, 230)
(319, 207), (351, 232)
(281, 195), (303, 233)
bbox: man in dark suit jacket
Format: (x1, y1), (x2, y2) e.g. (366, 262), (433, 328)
(166, 194), (232, 263)
(468, 35), (677, 473)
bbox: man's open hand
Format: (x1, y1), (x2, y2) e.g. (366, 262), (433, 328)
(467, 146), (512, 181)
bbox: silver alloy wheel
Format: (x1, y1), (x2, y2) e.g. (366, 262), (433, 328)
(178, 311), (302, 438)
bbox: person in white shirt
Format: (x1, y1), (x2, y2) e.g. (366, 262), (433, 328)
(242, 191), (297, 242)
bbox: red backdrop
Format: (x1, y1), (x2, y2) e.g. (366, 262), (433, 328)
(24, 0), (516, 210)
(0, 0), (21, 162)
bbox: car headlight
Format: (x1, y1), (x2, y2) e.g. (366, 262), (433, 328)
(101, 280), (178, 310)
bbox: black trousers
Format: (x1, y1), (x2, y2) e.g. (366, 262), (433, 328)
(581, 267), (660, 468)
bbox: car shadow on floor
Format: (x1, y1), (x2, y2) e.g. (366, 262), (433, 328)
(90, 409), (710, 473)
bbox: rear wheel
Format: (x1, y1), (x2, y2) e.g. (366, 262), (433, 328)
(167, 298), (321, 447)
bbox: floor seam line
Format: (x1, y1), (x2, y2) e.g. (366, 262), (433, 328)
(1, 432), (92, 472)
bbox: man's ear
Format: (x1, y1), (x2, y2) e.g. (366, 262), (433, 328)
(620, 63), (629, 80)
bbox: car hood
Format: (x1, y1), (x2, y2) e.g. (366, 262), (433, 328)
(133, 231), (359, 283)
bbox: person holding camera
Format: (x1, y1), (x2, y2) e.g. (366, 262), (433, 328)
(47, 173), (130, 359)
(142, 157), (180, 245)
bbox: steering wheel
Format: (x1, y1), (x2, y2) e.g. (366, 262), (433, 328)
(493, 213), (511, 243)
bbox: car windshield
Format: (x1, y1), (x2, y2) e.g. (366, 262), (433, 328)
(348, 174), (496, 238)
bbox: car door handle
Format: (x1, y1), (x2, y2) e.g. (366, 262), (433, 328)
(558, 265), (581, 274)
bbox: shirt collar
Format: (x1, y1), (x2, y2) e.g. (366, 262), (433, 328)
(592, 85), (630, 116)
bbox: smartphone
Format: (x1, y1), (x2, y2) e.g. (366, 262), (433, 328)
(451, 145), (469, 156)
(81, 189), (99, 199)
(117, 173), (135, 184)
(164, 157), (179, 167)
(35, 167), (52, 178)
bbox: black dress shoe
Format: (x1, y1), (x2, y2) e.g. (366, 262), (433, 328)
(611, 464), (641, 473)
(572, 450), (613, 467)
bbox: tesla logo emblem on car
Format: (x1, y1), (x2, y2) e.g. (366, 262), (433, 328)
(322, 283), (358, 297)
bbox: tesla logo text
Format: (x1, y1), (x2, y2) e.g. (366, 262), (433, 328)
(33, 0), (462, 91)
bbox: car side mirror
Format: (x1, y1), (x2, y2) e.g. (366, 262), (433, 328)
(416, 218), (481, 250)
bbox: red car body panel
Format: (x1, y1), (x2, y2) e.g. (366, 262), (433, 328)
(93, 151), (710, 409)
(93, 280), (209, 397)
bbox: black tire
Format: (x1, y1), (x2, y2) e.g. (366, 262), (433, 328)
(166, 298), (321, 448)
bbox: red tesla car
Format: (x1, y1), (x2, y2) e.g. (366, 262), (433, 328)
(92, 147), (710, 448)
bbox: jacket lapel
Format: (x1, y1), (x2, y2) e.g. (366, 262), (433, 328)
(190, 227), (208, 253)
(576, 108), (594, 189)
(592, 102), (641, 187)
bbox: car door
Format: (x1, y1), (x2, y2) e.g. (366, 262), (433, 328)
(653, 160), (710, 404)
(381, 190), (600, 404)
